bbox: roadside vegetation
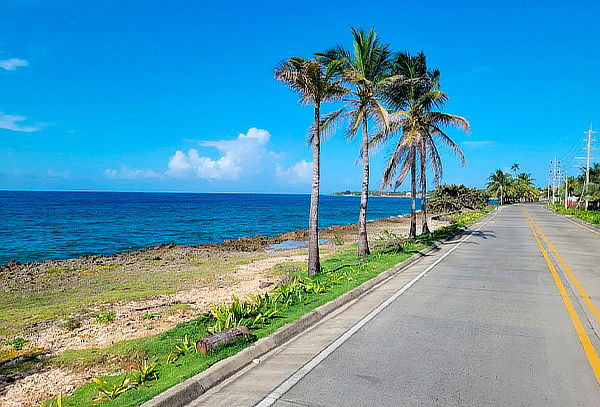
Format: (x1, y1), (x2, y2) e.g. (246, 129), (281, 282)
(486, 166), (540, 205)
(428, 184), (489, 213)
(557, 163), (600, 210)
(548, 204), (600, 225)
(28, 207), (492, 407)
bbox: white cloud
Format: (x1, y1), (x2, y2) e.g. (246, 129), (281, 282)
(166, 127), (280, 180)
(0, 112), (49, 133)
(104, 167), (163, 179)
(276, 160), (313, 184)
(0, 58), (28, 71)
(47, 169), (70, 178)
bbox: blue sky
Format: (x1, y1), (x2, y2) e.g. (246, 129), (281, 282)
(1, 0), (598, 193)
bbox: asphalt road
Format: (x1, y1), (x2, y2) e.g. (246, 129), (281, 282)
(192, 204), (600, 406)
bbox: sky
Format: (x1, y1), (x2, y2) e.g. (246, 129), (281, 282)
(0, 0), (599, 193)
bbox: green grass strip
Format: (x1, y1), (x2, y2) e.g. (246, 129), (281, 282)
(549, 204), (600, 225)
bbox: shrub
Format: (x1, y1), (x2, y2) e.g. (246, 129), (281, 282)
(4, 337), (27, 350)
(550, 204), (600, 225)
(95, 311), (116, 324)
(331, 233), (344, 246)
(428, 184), (489, 214)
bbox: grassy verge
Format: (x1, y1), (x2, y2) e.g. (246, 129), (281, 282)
(548, 204), (600, 225)
(35, 207), (494, 407)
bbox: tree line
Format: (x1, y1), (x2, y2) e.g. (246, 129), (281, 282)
(560, 163), (600, 210)
(275, 27), (469, 276)
(486, 164), (540, 205)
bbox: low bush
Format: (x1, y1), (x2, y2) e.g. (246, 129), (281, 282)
(428, 184), (489, 214)
(95, 312), (116, 324)
(549, 204), (600, 225)
(3, 337), (27, 350)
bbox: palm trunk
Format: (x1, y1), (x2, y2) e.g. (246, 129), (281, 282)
(409, 146), (417, 238)
(307, 104), (321, 276)
(420, 157), (430, 235)
(357, 118), (370, 257)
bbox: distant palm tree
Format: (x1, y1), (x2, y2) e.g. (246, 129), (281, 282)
(517, 172), (534, 186)
(511, 163), (520, 175)
(372, 52), (469, 236)
(487, 170), (513, 205)
(318, 27), (393, 256)
(275, 57), (346, 275)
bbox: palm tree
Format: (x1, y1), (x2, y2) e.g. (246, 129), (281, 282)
(517, 172), (534, 185)
(487, 170), (512, 205)
(317, 27), (393, 256)
(372, 52), (469, 237)
(275, 57), (346, 275)
(511, 163), (520, 175)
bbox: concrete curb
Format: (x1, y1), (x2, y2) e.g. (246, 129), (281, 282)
(141, 212), (494, 407)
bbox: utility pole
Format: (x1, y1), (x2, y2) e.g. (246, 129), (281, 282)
(549, 157), (560, 204)
(564, 172), (568, 209)
(576, 123), (596, 209)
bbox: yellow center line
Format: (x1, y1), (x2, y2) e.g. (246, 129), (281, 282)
(528, 213), (600, 325)
(522, 207), (600, 383)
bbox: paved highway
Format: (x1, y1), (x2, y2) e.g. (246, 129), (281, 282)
(192, 204), (600, 406)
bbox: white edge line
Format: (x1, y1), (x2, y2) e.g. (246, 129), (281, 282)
(254, 212), (496, 407)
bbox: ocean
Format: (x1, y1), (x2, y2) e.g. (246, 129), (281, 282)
(0, 191), (421, 264)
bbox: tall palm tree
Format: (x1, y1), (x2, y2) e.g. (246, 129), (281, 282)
(487, 170), (512, 205)
(318, 27), (393, 256)
(372, 52), (469, 237)
(511, 163), (520, 175)
(275, 57), (346, 275)
(517, 172), (534, 185)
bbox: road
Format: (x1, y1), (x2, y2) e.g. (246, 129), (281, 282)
(191, 204), (600, 406)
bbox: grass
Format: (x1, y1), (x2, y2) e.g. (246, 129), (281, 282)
(549, 204), (600, 225)
(0, 262), (217, 337)
(35, 206), (492, 407)
(165, 303), (193, 314)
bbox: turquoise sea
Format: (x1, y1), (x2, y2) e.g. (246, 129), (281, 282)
(0, 191), (421, 264)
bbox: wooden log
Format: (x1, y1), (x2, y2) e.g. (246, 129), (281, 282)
(196, 326), (251, 354)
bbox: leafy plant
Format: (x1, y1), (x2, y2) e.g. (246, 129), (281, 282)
(176, 334), (196, 354)
(166, 349), (180, 365)
(93, 376), (131, 402)
(130, 360), (159, 386)
(37, 393), (62, 407)
(4, 337), (27, 350)
(95, 311), (116, 324)
(301, 278), (326, 294)
(208, 294), (278, 334)
(273, 282), (304, 306)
